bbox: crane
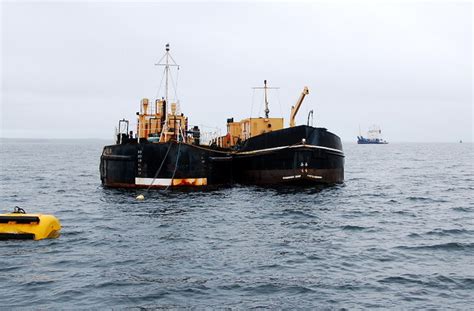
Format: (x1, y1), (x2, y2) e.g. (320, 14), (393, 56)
(290, 86), (309, 127)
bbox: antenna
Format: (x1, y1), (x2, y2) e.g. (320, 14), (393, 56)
(252, 80), (279, 118)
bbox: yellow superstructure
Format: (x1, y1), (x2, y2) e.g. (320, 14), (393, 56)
(137, 98), (188, 143)
(239, 117), (284, 139)
(215, 117), (284, 148)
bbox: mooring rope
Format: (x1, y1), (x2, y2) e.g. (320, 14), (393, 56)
(144, 142), (174, 193)
(165, 141), (182, 191)
(137, 128), (185, 200)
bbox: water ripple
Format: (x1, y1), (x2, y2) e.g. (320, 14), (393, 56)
(0, 141), (473, 309)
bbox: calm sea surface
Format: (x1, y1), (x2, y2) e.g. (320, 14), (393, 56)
(0, 140), (473, 309)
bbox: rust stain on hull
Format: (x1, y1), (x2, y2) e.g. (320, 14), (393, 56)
(172, 178), (207, 186)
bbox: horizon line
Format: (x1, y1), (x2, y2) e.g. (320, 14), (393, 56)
(0, 137), (471, 144)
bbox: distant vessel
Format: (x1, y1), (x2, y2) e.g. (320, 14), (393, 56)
(357, 125), (388, 144)
(99, 44), (344, 188)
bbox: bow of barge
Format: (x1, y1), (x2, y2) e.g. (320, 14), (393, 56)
(232, 125), (344, 185)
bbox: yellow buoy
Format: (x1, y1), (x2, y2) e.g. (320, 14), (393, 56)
(0, 208), (61, 240)
(136, 194), (145, 200)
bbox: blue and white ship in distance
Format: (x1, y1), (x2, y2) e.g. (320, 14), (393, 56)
(357, 125), (388, 144)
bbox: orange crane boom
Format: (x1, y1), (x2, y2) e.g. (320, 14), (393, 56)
(290, 86), (309, 127)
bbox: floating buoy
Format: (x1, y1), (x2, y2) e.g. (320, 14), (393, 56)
(0, 207), (61, 240)
(136, 194), (145, 200)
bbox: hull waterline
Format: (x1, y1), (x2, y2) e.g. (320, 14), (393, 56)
(100, 126), (344, 188)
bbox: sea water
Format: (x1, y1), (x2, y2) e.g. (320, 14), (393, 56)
(0, 140), (473, 309)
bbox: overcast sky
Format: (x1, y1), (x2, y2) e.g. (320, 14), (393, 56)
(1, 0), (472, 142)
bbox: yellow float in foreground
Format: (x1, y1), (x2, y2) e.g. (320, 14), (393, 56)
(0, 207), (61, 240)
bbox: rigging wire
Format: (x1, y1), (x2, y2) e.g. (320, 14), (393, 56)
(258, 90), (263, 117)
(165, 141), (182, 191)
(249, 88), (256, 119)
(168, 68), (178, 102)
(276, 88), (283, 118)
(143, 142), (173, 193)
(174, 66), (180, 102)
(155, 66), (167, 100)
(168, 53), (179, 67)
(155, 53), (167, 66)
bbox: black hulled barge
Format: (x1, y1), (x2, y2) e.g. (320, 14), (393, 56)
(216, 83), (344, 185)
(100, 45), (344, 188)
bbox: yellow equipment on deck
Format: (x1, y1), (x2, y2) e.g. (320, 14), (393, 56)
(0, 207), (61, 240)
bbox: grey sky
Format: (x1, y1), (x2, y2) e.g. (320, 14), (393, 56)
(1, 1), (472, 142)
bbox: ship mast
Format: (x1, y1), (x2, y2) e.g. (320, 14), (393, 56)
(156, 43), (179, 107)
(165, 44), (169, 102)
(264, 80), (269, 117)
(253, 80), (279, 118)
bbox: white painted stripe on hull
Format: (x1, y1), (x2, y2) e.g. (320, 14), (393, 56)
(238, 144), (344, 156)
(135, 177), (207, 186)
(307, 174), (323, 179)
(136, 178), (171, 186)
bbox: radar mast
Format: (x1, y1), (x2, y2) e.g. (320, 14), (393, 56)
(252, 80), (279, 118)
(155, 43), (179, 109)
